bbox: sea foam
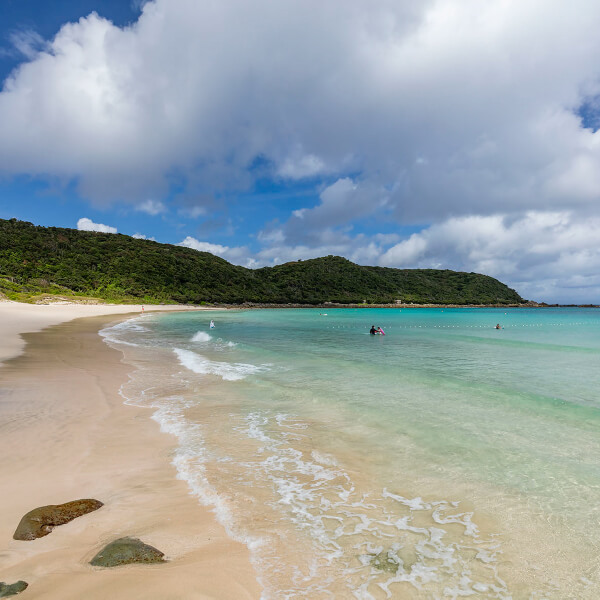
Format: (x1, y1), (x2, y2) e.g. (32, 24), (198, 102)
(174, 348), (265, 381)
(229, 411), (509, 598)
(99, 317), (148, 347)
(191, 331), (212, 342)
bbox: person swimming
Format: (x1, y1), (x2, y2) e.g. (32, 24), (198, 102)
(370, 325), (377, 335)
(495, 323), (501, 329)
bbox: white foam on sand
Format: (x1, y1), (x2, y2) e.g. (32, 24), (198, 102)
(227, 411), (510, 598)
(99, 317), (149, 347)
(113, 366), (269, 594)
(150, 402), (265, 549)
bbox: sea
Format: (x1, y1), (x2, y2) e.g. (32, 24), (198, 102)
(100, 307), (600, 599)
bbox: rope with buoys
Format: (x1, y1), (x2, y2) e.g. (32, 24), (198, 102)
(325, 322), (593, 330)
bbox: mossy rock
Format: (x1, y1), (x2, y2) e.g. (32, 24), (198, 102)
(90, 537), (166, 567)
(13, 499), (103, 541)
(0, 581), (28, 597)
(369, 551), (400, 574)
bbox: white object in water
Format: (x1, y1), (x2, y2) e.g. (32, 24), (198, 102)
(210, 320), (215, 329)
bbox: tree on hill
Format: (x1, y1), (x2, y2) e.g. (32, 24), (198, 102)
(0, 218), (524, 305)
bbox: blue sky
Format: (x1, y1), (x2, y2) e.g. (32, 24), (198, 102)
(1, 1), (600, 303)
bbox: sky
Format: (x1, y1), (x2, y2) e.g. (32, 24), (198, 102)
(1, 1), (600, 303)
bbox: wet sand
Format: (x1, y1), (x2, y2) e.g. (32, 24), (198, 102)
(0, 305), (261, 599)
(0, 302), (208, 364)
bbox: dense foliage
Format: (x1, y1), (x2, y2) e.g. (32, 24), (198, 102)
(0, 218), (524, 304)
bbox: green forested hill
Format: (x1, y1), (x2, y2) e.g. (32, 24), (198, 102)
(0, 218), (524, 305)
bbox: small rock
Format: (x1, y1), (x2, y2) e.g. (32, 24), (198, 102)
(369, 551), (400, 574)
(13, 499), (103, 541)
(90, 537), (166, 567)
(0, 581), (28, 598)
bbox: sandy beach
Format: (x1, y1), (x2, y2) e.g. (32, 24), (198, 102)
(0, 302), (261, 599)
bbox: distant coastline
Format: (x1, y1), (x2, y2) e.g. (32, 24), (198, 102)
(4, 297), (597, 310)
(2, 218), (524, 306)
(221, 301), (600, 309)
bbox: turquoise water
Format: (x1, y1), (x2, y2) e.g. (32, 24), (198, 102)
(102, 308), (600, 599)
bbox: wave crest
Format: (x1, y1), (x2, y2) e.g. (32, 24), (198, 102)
(174, 348), (266, 381)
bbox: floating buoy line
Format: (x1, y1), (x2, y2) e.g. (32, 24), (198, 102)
(324, 322), (592, 330)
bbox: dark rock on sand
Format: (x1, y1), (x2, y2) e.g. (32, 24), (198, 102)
(13, 499), (103, 541)
(90, 537), (166, 567)
(0, 581), (28, 597)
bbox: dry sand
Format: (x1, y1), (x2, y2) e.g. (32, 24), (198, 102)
(0, 303), (261, 599)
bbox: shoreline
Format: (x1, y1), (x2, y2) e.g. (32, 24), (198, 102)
(0, 301), (219, 365)
(0, 306), (261, 598)
(222, 302), (598, 309)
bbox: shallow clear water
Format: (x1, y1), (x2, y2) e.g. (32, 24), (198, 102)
(101, 307), (600, 599)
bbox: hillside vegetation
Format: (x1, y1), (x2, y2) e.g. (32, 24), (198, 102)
(0, 218), (524, 305)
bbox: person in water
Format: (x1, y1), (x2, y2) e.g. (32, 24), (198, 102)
(370, 325), (377, 335)
(495, 323), (501, 329)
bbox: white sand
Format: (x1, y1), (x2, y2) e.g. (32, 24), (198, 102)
(0, 301), (211, 365)
(0, 303), (261, 599)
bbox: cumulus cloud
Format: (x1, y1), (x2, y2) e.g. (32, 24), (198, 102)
(179, 236), (230, 256)
(277, 152), (327, 180)
(135, 199), (166, 215)
(253, 240), (386, 268)
(379, 212), (600, 303)
(303, 178), (386, 227)
(77, 217), (117, 233)
(178, 236), (252, 266)
(263, 177), (390, 248)
(131, 0), (151, 11)
(1, 0), (600, 219)
(4, 1), (600, 301)
(248, 210), (600, 302)
(132, 232), (156, 240)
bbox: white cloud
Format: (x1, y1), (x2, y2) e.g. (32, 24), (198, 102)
(178, 236), (253, 266)
(379, 212), (600, 303)
(254, 244), (343, 266)
(278, 153), (327, 179)
(9, 30), (48, 60)
(178, 205), (206, 218)
(77, 217), (117, 233)
(257, 228), (285, 244)
(135, 199), (166, 215)
(132, 232), (156, 240)
(247, 210), (600, 302)
(179, 236), (230, 256)
(1, 0), (600, 219)
(131, 0), (151, 11)
(264, 177), (389, 247)
(251, 226), (390, 268)
(4, 1), (600, 301)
